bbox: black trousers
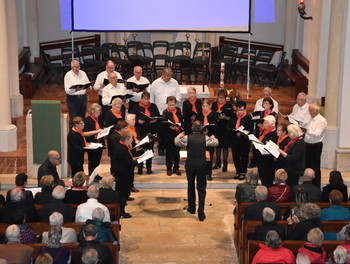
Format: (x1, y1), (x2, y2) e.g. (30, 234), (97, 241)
(87, 148), (103, 176)
(164, 140), (180, 171)
(305, 142), (323, 188)
(232, 139), (251, 174)
(66, 94), (87, 120)
(185, 161), (207, 215)
(257, 154), (275, 188)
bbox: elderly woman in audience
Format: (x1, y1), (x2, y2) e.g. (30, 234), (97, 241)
(35, 253), (53, 264)
(298, 227), (327, 263)
(65, 171), (88, 204)
(252, 230), (295, 264)
(322, 170), (348, 202)
(79, 207), (117, 243)
(98, 175), (120, 204)
(35, 175), (55, 204)
(296, 253), (311, 264)
(5, 210), (37, 244)
(253, 207), (285, 240)
(287, 203), (323, 240)
(284, 187), (310, 220)
(267, 169), (292, 202)
(42, 212), (77, 244)
(39, 226), (70, 264)
(336, 225), (350, 264)
(333, 245), (349, 264)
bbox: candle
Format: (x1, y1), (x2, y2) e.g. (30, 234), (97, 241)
(124, 32), (126, 38)
(196, 32), (199, 39)
(220, 62), (225, 88)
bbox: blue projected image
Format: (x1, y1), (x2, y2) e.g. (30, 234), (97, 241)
(254, 0), (275, 23)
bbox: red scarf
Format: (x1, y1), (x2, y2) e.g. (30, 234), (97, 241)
(189, 98), (198, 113)
(139, 101), (151, 116)
(72, 127), (88, 147)
(236, 111), (247, 129)
(202, 110), (211, 126)
(216, 101), (226, 112)
(277, 134), (289, 146)
(259, 126), (275, 142)
(89, 114), (100, 140)
(111, 108), (123, 119)
(119, 140), (133, 158)
(284, 136), (302, 152)
(264, 110), (272, 117)
(127, 126), (138, 141)
(167, 107), (181, 133)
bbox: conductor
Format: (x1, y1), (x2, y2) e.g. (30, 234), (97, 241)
(175, 121), (219, 221)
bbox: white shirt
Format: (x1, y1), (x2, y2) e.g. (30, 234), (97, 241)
(75, 198), (111, 222)
(304, 114), (327, 144)
(102, 82), (127, 106)
(93, 70), (123, 96)
(64, 69), (90, 95)
(290, 102), (312, 128)
(254, 97), (279, 113)
(150, 77), (181, 113)
(42, 226), (77, 244)
(126, 75), (151, 102)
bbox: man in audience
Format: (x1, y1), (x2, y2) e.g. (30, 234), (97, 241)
(6, 173), (33, 203)
(64, 59), (90, 120)
(304, 103), (327, 188)
(253, 87), (279, 113)
(82, 248), (99, 264)
(289, 92), (311, 128)
(71, 224), (114, 264)
(0, 187), (37, 223)
(75, 185), (111, 222)
(333, 245), (349, 264)
(243, 185), (280, 221)
(40, 185), (73, 223)
(126, 66), (151, 112)
(253, 207), (285, 240)
(293, 168), (321, 202)
(37, 150), (66, 187)
(0, 225), (33, 264)
(42, 212), (77, 244)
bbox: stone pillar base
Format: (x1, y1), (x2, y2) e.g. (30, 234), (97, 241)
(11, 93), (23, 117)
(321, 126), (337, 169)
(336, 148), (350, 172)
(0, 124), (17, 152)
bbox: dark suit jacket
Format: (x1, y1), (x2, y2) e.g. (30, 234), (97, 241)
(71, 240), (114, 264)
(37, 159), (60, 186)
(244, 200), (280, 221)
(292, 181), (322, 202)
(40, 199), (73, 223)
(0, 201), (38, 223)
(67, 129), (85, 167)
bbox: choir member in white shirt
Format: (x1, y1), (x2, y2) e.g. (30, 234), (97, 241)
(101, 71), (127, 110)
(289, 92), (312, 127)
(126, 66), (150, 112)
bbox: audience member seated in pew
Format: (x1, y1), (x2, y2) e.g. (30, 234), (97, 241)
(1, 188), (38, 223)
(6, 173), (34, 204)
(337, 225), (350, 261)
(267, 169), (292, 202)
(4, 210), (37, 244)
(252, 230), (295, 264)
(244, 185), (280, 221)
(82, 248), (99, 264)
(35, 175), (54, 204)
(98, 176), (120, 204)
(251, 207), (285, 241)
(39, 226), (70, 264)
(321, 171), (348, 203)
(71, 224), (114, 264)
(332, 245), (349, 264)
(42, 212), (77, 244)
(295, 253), (311, 264)
(321, 190), (350, 240)
(298, 227), (327, 264)
(35, 253), (53, 264)
(40, 186), (73, 223)
(79, 208), (117, 243)
(292, 168), (321, 202)
(284, 187), (310, 220)
(287, 203), (323, 240)
(64, 172), (88, 204)
(75, 186), (110, 223)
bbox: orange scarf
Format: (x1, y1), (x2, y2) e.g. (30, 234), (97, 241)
(89, 114), (100, 140)
(119, 140), (133, 158)
(167, 107), (181, 133)
(277, 134), (289, 146)
(72, 127), (88, 147)
(139, 101), (151, 116)
(236, 111), (247, 129)
(202, 110), (212, 126)
(259, 126), (275, 142)
(189, 98), (198, 113)
(264, 110), (272, 117)
(111, 108), (123, 119)
(127, 126), (138, 141)
(284, 136), (302, 152)
(216, 101), (226, 112)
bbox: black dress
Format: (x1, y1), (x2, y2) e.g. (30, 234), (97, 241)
(67, 128), (85, 176)
(211, 101), (232, 148)
(274, 136), (291, 170)
(182, 98), (202, 134)
(284, 138), (306, 187)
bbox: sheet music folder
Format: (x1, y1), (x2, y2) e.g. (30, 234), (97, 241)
(69, 81), (93, 90)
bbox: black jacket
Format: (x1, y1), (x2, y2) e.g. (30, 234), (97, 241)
(71, 240), (114, 264)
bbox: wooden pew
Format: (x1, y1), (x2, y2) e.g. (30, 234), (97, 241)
(282, 49), (309, 97)
(247, 240), (342, 264)
(18, 47), (44, 99)
(241, 220), (349, 264)
(29, 242), (119, 264)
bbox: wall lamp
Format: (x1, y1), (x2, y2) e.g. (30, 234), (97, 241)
(298, 0), (312, 20)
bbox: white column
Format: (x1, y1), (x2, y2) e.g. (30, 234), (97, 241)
(0, 0), (17, 152)
(6, 0), (23, 118)
(26, 0), (40, 60)
(284, 0), (297, 61)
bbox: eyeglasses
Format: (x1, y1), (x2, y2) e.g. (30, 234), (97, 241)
(51, 157), (61, 160)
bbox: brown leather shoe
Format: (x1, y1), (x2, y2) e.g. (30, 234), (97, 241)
(174, 170), (182, 176)
(167, 170), (172, 176)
